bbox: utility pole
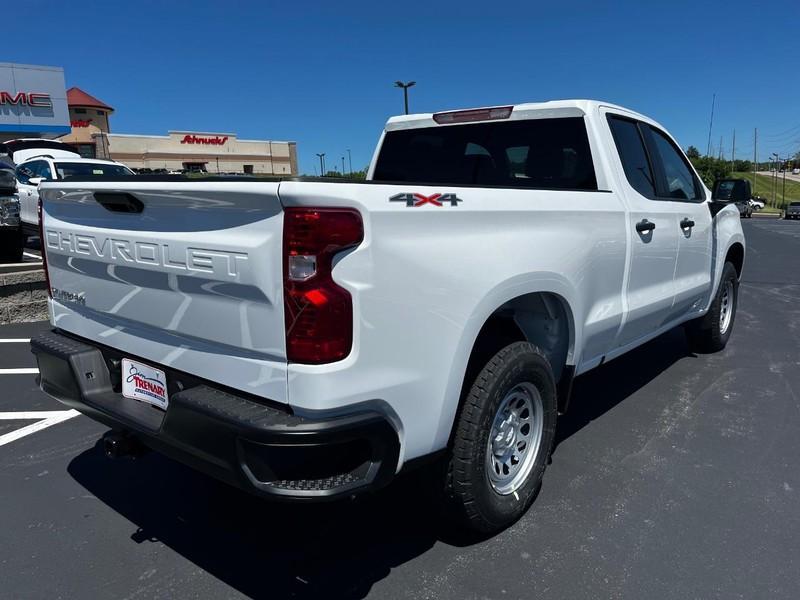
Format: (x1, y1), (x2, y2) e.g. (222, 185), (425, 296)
(782, 158), (787, 208)
(341, 156), (346, 176)
(753, 128), (757, 192)
(731, 129), (735, 171)
(706, 93), (716, 156)
(316, 152), (326, 177)
(347, 149), (352, 176)
(718, 135), (723, 160)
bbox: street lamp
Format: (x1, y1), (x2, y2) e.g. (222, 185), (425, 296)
(316, 152), (326, 177)
(772, 153), (779, 207)
(347, 149), (352, 176)
(341, 156), (346, 177)
(394, 80), (416, 115)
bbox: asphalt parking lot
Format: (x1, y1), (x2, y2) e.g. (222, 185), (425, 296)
(1, 218), (799, 599)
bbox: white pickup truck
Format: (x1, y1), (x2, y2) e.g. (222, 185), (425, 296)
(31, 100), (745, 534)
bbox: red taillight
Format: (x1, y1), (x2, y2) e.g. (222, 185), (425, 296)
(432, 105), (513, 124)
(283, 208), (363, 364)
(37, 198), (52, 299)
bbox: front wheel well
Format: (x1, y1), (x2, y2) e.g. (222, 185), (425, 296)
(726, 243), (744, 279)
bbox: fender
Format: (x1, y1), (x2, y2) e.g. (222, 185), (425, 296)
(432, 272), (579, 451)
(704, 204), (745, 313)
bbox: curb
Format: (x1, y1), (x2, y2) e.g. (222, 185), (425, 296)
(751, 212), (782, 219)
(0, 268), (48, 325)
(0, 262), (42, 274)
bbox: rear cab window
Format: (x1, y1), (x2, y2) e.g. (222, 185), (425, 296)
(372, 117), (598, 190)
(607, 116), (656, 198)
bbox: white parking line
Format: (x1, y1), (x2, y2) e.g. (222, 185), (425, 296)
(0, 368), (39, 375)
(0, 411), (72, 419)
(0, 339), (31, 343)
(0, 410), (80, 447)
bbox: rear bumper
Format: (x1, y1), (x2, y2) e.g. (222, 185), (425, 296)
(30, 329), (400, 500)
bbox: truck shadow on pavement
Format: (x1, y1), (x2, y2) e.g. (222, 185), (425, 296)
(67, 327), (694, 600)
(555, 327), (694, 448)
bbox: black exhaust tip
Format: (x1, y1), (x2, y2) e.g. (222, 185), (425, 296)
(103, 431), (147, 459)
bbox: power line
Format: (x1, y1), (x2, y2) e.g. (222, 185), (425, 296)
(761, 122), (800, 140)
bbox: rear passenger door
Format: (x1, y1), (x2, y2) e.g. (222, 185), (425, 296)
(606, 114), (683, 349)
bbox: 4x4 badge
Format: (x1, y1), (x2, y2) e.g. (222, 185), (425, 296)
(389, 193), (463, 207)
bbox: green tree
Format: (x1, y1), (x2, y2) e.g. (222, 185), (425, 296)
(689, 155), (730, 187)
(686, 146), (701, 160)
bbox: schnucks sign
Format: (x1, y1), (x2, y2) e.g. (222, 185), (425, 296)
(0, 63), (70, 139)
(180, 134), (229, 145)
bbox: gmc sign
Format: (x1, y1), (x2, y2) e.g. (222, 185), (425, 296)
(0, 92), (53, 108)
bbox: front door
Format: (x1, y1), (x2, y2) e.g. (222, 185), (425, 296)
(645, 126), (713, 317)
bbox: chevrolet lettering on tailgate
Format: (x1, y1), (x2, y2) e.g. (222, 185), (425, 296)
(45, 230), (249, 278)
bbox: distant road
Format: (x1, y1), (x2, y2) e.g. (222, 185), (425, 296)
(758, 170), (800, 183)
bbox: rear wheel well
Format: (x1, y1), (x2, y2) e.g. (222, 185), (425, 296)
(460, 293), (573, 413)
(726, 243), (744, 278)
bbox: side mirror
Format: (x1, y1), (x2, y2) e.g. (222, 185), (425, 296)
(27, 177), (45, 186)
(712, 178), (752, 203)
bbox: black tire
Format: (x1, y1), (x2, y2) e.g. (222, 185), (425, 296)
(0, 228), (23, 264)
(445, 342), (557, 534)
(685, 261), (739, 353)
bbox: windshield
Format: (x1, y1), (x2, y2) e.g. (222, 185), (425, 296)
(54, 162), (133, 179)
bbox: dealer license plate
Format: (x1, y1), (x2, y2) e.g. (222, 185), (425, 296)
(121, 358), (169, 410)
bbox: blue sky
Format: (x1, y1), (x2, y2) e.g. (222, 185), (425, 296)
(6, 1), (799, 173)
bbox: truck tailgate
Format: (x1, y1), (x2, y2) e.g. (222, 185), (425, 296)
(39, 180), (288, 403)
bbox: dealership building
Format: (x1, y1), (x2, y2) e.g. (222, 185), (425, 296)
(2, 63), (297, 175)
(60, 87), (297, 175)
(0, 63), (71, 141)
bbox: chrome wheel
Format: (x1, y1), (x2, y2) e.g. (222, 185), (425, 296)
(485, 382), (544, 495)
(719, 279), (735, 335)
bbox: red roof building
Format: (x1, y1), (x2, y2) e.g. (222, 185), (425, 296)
(66, 87), (114, 112)
(60, 87), (115, 158)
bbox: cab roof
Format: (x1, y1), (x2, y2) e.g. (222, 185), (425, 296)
(384, 99), (657, 132)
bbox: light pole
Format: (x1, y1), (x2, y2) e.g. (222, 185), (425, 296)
(394, 80), (416, 115)
(316, 153), (326, 177)
(347, 149), (352, 176)
(772, 153), (779, 207)
(341, 156), (346, 177)
(782, 157), (787, 208)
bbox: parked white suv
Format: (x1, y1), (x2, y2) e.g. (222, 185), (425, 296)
(32, 100), (745, 534)
(16, 156), (133, 235)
